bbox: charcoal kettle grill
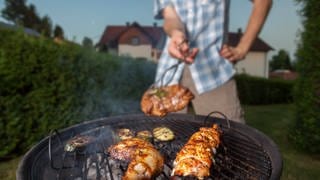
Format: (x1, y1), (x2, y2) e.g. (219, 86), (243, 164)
(16, 113), (282, 180)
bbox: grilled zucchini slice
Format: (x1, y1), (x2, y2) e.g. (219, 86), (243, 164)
(117, 128), (135, 140)
(153, 127), (175, 141)
(136, 130), (153, 142)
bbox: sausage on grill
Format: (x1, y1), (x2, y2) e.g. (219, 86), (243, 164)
(108, 138), (164, 179)
(171, 124), (221, 179)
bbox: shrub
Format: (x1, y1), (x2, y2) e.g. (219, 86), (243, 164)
(290, 0), (320, 153)
(235, 74), (294, 105)
(0, 29), (120, 158)
(0, 28), (157, 158)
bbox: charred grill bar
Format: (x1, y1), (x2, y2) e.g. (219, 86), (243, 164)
(17, 114), (282, 180)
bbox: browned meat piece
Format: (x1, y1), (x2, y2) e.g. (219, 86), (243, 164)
(64, 135), (95, 152)
(141, 84), (194, 117)
(107, 138), (164, 179)
(172, 157), (210, 178)
(172, 124), (221, 179)
(123, 146), (164, 180)
(108, 138), (152, 161)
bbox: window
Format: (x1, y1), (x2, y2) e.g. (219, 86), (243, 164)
(131, 37), (140, 45)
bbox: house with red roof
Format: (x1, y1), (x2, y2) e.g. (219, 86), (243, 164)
(96, 22), (165, 61)
(96, 23), (273, 78)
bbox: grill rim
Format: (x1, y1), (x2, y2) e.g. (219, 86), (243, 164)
(16, 113), (283, 180)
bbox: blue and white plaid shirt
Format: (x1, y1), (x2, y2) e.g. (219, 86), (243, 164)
(154, 0), (235, 94)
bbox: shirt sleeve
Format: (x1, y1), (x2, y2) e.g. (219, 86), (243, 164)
(154, 0), (172, 19)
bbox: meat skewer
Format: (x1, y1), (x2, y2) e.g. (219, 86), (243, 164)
(171, 124), (221, 179)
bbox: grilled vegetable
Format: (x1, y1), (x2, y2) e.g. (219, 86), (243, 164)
(153, 127), (175, 141)
(107, 138), (164, 179)
(117, 128), (135, 140)
(136, 130), (153, 142)
(64, 135), (95, 152)
(171, 124), (221, 179)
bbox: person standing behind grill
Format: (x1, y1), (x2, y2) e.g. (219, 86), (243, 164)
(153, 0), (272, 123)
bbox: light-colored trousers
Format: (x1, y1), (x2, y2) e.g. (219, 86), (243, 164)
(179, 67), (245, 124)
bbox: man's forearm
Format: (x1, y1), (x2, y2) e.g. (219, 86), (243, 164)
(161, 5), (198, 63)
(162, 6), (185, 38)
(238, 0), (273, 53)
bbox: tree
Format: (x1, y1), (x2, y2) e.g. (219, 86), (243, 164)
(23, 4), (41, 30)
(269, 49), (292, 71)
(82, 37), (94, 49)
(291, 0), (320, 153)
(2, 0), (62, 39)
(39, 15), (52, 37)
(53, 25), (64, 39)
(1, 0), (27, 25)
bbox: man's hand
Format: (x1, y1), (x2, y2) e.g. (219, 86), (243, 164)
(221, 0), (272, 64)
(168, 30), (199, 63)
(220, 44), (247, 63)
(162, 6), (198, 63)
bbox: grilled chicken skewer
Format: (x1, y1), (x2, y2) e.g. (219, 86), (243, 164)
(171, 124), (221, 179)
(108, 138), (164, 179)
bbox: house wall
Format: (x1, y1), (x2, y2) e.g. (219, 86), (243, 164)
(119, 27), (150, 45)
(117, 26), (156, 60)
(235, 52), (269, 78)
(119, 44), (152, 59)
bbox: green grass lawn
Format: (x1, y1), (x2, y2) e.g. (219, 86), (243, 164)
(1, 104), (319, 180)
(0, 156), (21, 180)
(244, 104), (320, 180)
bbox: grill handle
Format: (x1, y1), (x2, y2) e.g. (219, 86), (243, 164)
(48, 129), (66, 170)
(203, 111), (231, 128)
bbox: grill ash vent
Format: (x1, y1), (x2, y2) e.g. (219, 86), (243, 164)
(17, 114), (282, 180)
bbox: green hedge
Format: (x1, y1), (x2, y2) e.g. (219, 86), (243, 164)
(290, 0), (320, 153)
(235, 74), (294, 105)
(0, 29), (156, 158)
(0, 30), (75, 158)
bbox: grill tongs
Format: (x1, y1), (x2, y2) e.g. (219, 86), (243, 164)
(153, 61), (183, 88)
(141, 40), (195, 117)
(152, 38), (192, 88)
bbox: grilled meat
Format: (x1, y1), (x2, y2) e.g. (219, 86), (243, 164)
(123, 146), (164, 180)
(108, 138), (164, 179)
(171, 124), (221, 179)
(64, 135), (95, 152)
(141, 84), (194, 117)
(108, 138), (147, 161)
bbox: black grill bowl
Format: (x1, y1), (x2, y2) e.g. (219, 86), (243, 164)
(16, 113), (283, 180)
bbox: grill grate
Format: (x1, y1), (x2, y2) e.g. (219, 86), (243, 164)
(17, 114), (282, 180)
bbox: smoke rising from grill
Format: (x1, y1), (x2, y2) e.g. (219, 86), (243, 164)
(76, 57), (156, 121)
